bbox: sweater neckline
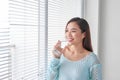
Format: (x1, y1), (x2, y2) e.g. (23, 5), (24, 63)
(61, 52), (93, 63)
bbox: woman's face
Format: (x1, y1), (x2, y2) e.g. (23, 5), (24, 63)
(65, 22), (85, 45)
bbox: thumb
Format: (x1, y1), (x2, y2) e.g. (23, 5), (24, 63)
(61, 46), (69, 54)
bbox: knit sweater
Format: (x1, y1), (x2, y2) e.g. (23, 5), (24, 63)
(47, 52), (102, 80)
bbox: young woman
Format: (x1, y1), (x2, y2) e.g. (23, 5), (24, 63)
(47, 17), (102, 80)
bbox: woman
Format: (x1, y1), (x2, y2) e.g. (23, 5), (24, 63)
(47, 17), (102, 80)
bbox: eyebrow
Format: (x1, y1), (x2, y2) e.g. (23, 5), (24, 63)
(71, 28), (78, 30)
(66, 28), (78, 30)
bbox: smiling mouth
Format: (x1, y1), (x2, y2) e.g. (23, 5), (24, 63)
(67, 38), (74, 42)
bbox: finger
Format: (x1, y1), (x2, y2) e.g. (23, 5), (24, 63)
(53, 47), (63, 54)
(52, 50), (61, 58)
(57, 40), (61, 46)
(55, 40), (61, 47)
(54, 41), (62, 50)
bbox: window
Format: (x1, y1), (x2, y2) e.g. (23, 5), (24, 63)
(9, 0), (39, 79)
(0, 0), (83, 80)
(0, 1), (11, 80)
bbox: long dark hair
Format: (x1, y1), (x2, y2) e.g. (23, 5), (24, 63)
(66, 17), (93, 52)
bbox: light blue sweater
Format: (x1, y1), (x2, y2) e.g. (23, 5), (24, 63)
(47, 52), (102, 80)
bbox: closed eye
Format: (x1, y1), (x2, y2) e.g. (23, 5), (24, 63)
(71, 30), (77, 32)
(65, 30), (77, 33)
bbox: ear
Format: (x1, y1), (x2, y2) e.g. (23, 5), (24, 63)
(82, 32), (86, 39)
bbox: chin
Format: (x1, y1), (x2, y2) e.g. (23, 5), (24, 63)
(68, 42), (74, 45)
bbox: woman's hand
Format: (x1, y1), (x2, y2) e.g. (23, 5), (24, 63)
(52, 40), (63, 58)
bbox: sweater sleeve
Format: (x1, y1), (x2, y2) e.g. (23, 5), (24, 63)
(90, 64), (102, 80)
(47, 58), (60, 80)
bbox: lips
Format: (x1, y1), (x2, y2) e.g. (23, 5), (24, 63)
(67, 38), (74, 42)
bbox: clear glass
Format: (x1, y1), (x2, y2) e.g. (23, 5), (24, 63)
(61, 40), (67, 48)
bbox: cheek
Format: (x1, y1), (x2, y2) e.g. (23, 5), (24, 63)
(74, 34), (83, 40)
(74, 33), (82, 38)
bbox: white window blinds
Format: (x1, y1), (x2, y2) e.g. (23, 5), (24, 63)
(0, 27), (11, 80)
(48, 0), (83, 64)
(9, 0), (39, 80)
(0, 0), (11, 80)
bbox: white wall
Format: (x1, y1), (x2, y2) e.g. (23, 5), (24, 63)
(85, 0), (120, 80)
(99, 0), (120, 80)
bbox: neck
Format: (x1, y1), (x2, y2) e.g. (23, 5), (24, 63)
(68, 43), (85, 55)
